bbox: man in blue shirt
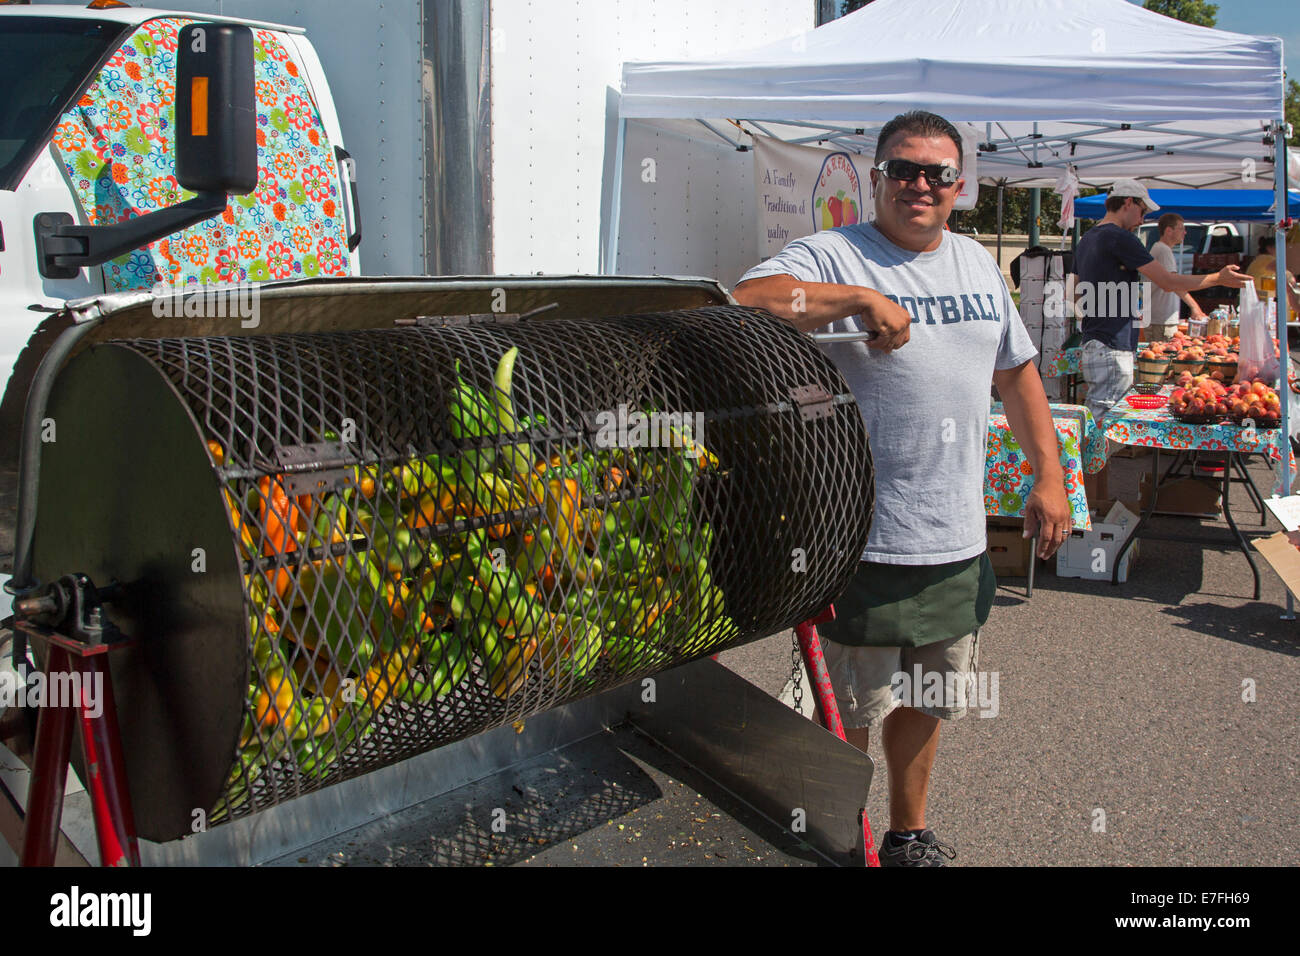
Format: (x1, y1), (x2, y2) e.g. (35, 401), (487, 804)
(1074, 180), (1251, 420)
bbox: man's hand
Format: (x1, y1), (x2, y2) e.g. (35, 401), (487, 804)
(1214, 265), (1252, 289)
(1024, 481), (1073, 560)
(858, 288), (912, 353)
(733, 275), (912, 351)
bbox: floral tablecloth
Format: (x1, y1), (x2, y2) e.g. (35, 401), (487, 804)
(985, 402), (1105, 530)
(1040, 347), (1080, 378)
(1099, 387), (1291, 466)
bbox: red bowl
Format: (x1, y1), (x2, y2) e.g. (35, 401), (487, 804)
(1125, 394), (1167, 409)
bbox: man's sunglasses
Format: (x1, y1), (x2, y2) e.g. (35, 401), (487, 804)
(874, 159), (961, 188)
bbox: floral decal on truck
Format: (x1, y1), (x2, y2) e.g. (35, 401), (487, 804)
(53, 17), (351, 291)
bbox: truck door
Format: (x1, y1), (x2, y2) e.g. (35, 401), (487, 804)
(49, 16), (354, 292)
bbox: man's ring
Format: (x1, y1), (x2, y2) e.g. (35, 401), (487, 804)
(1060, 529), (1069, 537)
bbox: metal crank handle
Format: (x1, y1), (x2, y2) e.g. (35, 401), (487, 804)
(810, 329), (880, 343)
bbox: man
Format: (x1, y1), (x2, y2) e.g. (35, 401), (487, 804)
(734, 111), (1070, 866)
(1246, 235), (1278, 282)
(1073, 180), (1250, 421)
(1148, 213), (1207, 340)
(1247, 236), (1300, 321)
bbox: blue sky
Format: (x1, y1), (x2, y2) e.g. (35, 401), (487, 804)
(1126, 0), (1299, 81)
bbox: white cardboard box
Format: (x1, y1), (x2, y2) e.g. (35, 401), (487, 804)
(1056, 501), (1141, 582)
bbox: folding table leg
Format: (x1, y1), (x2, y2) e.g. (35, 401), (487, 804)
(1219, 457), (1262, 600)
(1027, 537), (1037, 598)
(1229, 453), (1267, 524)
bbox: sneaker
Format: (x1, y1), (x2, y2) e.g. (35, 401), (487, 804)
(878, 829), (957, 867)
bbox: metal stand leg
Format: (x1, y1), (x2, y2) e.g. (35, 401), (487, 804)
(19, 646), (75, 867)
(795, 618), (878, 868)
(76, 655), (140, 867)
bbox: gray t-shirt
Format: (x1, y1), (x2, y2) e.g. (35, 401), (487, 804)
(740, 222), (1037, 565)
(1149, 240), (1180, 327)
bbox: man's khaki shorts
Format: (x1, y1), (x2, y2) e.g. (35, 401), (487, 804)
(820, 630), (981, 729)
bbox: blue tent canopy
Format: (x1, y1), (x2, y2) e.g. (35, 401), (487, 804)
(1075, 189), (1299, 222)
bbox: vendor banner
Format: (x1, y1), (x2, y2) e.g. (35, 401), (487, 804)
(753, 136), (870, 259)
(753, 130), (977, 259)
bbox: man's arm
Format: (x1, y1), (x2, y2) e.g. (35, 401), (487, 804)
(1138, 259), (1252, 295)
(992, 360), (1073, 559)
(1180, 291), (1207, 318)
(733, 274), (913, 352)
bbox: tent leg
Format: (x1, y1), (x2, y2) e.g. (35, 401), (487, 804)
(1029, 187), (1041, 247)
(602, 117), (627, 274)
(996, 183), (1004, 270)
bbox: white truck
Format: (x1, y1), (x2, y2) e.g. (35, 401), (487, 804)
(0, 2), (876, 871)
(1136, 220), (1269, 273)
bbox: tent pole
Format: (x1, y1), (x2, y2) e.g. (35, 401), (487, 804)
(603, 116), (627, 274)
(996, 183), (1004, 267)
(1029, 188), (1041, 246)
(1273, 118), (1294, 620)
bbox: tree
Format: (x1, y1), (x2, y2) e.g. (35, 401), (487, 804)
(1287, 78), (1299, 144)
(839, 0), (875, 15)
(1142, 0), (1217, 27)
(954, 185), (1073, 238)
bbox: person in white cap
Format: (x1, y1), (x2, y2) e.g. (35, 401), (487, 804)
(1072, 179), (1250, 420)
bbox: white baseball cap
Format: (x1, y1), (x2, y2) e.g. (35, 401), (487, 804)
(1107, 179), (1160, 212)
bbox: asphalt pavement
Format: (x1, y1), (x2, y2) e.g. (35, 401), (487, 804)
(716, 450), (1300, 866)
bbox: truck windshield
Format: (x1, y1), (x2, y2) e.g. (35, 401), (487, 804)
(0, 16), (124, 190)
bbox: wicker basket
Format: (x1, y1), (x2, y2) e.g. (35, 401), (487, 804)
(1203, 358), (1238, 386)
(1169, 359), (1204, 378)
(1135, 356), (1172, 384)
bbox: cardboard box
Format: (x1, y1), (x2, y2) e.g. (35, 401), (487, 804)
(1056, 500), (1141, 582)
(1253, 531), (1300, 597)
(987, 518), (1033, 577)
(1084, 467), (1109, 507)
(1139, 473), (1222, 518)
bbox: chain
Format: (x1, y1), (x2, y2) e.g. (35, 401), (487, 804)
(790, 630), (805, 716)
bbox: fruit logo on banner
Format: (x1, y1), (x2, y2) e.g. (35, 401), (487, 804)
(753, 135), (871, 260)
(812, 152), (864, 232)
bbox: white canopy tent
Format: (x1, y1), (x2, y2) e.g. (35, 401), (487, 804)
(604, 0), (1290, 283)
(604, 0), (1295, 597)
(611, 0), (1285, 194)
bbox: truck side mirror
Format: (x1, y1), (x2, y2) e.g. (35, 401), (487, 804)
(35, 22), (256, 278)
(175, 23), (257, 195)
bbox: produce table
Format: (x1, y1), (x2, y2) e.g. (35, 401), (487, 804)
(1098, 386), (1286, 598)
(1040, 346), (1082, 403)
(986, 401), (1105, 531)
(1040, 346), (1080, 378)
(985, 401), (1107, 597)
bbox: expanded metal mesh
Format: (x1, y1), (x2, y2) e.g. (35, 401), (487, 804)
(119, 306), (873, 825)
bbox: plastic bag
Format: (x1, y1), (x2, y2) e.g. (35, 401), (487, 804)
(1237, 281), (1279, 385)
(1289, 357), (1300, 442)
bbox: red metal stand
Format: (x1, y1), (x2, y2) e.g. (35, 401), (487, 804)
(17, 639), (140, 867)
(14, 575), (140, 868)
(795, 608), (879, 868)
